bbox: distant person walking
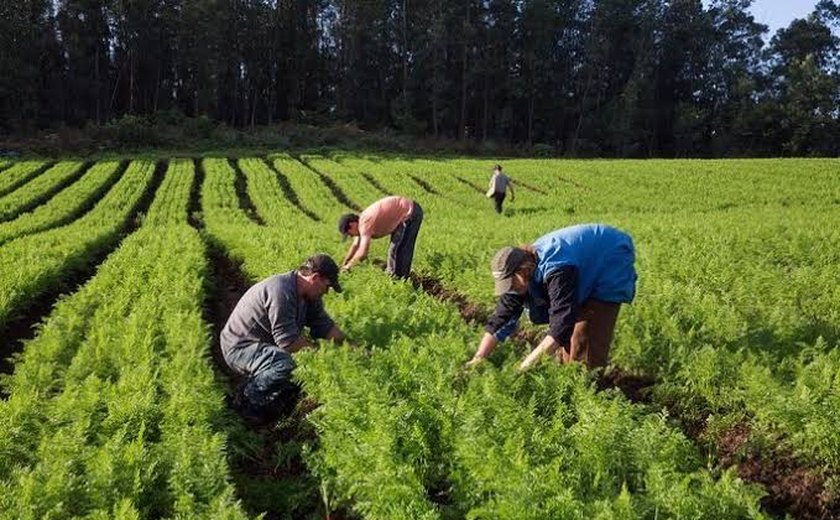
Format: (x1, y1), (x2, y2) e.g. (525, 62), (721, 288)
(338, 195), (424, 278)
(486, 164), (515, 214)
(221, 254), (347, 424)
(466, 224), (637, 371)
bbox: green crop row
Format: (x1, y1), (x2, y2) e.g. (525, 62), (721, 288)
(0, 159), (247, 519)
(203, 155), (768, 518)
(0, 161), (85, 221)
(0, 161), (155, 328)
(0, 161), (48, 198)
(330, 154), (840, 474)
(0, 161), (122, 246)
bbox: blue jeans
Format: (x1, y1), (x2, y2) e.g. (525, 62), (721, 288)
(222, 342), (297, 416)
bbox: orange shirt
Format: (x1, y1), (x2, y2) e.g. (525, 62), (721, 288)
(359, 196), (414, 238)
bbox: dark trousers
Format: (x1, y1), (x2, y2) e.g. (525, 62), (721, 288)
(492, 192), (506, 213)
(387, 202), (423, 278)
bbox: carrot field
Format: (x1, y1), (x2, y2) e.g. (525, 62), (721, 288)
(0, 155), (838, 519)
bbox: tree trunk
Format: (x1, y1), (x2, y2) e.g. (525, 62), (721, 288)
(459, 2), (470, 140)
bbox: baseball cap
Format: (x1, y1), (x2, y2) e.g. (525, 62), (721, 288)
(304, 254), (343, 293)
(490, 247), (528, 295)
(337, 214), (358, 240)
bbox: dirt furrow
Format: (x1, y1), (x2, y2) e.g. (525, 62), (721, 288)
(295, 156), (362, 212)
(0, 160), (166, 396)
(262, 158), (322, 222)
(228, 158), (266, 225)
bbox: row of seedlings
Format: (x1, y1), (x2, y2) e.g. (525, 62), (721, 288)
(212, 153), (770, 519)
(0, 161), (123, 246)
(0, 161), (86, 221)
(0, 161), (157, 328)
(0, 159), (248, 518)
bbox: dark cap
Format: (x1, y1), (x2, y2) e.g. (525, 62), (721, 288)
(490, 247), (528, 295)
(303, 254), (342, 293)
(337, 213), (359, 240)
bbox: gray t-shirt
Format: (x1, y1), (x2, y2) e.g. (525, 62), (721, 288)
(489, 172), (510, 194)
(220, 271), (335, 352)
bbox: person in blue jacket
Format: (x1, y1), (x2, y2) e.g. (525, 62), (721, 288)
(466, 224), (637, 370)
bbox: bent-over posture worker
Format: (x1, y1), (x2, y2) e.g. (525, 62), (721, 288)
(486, 164), (515, 214)
(221, 254), (346, 422)
(467, 223), (637, 370)
(338, 195), (424, 278)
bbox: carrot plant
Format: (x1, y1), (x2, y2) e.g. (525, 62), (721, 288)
(0, 161), (156, 328)
(0, 159), (247, 518)
(0, 161), (122, 245)
(0, 161), (85, 221)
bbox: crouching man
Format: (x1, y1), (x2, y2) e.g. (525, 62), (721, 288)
(221, 254), (347, 423)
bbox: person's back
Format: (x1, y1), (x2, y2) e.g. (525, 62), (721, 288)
(358, 195), (415, 238)
(533, 223), (635, 305)
(221, 273), (297, 352)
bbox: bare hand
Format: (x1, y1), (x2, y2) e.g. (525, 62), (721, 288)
(465, 357), (484, 369)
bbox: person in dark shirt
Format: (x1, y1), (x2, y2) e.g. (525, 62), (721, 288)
(466, 224), (637, 370)
(221, 254), (347, 423)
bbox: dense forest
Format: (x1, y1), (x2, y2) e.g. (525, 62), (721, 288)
(1, 0), (838, 157)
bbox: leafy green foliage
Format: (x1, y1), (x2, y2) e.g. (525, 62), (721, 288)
(0, 161), (85, 221)
(0, 159), (247, 518)
(0, 161), (121, 245)
(0, 161), (155, 328)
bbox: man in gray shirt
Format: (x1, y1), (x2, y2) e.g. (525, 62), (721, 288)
(221, 254), (347, 423)
(486, 164), (515, 214)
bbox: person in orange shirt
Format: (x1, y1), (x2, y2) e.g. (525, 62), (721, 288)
(338, 195), (424, 278)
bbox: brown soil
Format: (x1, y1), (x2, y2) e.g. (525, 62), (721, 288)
(451, 175), (484, 194)
(595, 367), (655, 404)
(295, 156), (362, 212)
(557, 175), (591, 191)
(408, 175), (440, 195)
(714, 423), (839, 520)
(228, 158), (266, 225)
(511, 179), (548, 195)
(262, 158), (321, 222)
(359, 171), (391, 196)
(408, 271), (491, 324)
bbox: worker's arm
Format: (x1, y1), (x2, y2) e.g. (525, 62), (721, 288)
(508, 181), (515, 201)
(466, 333), (498, 367)
(268, 289), (305, 352)
(519, 267), (579, 371)
(344, 234), (372, 270)
(324, 324), (346, 343)
(518, 334), (559, 371)
(342, 237), (360, 267)
(467, 292), (524, 367)
(284, 335), (315, 354)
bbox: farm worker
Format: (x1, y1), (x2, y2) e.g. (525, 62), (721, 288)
(221, 254), (347, 423)
(466, 223), (637, 371)
(338, 195), (424, 279)
(486, 164), (515, 214)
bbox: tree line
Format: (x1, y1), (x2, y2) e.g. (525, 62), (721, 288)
(1, 0), (838, 157)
